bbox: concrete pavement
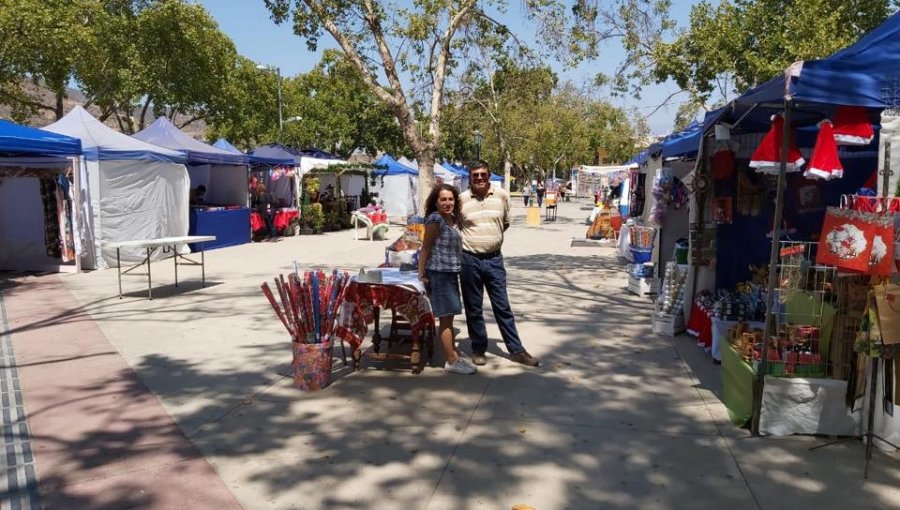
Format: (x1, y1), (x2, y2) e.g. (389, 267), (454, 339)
(2, 198), (899, 509)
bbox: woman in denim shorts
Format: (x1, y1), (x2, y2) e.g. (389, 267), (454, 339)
(418, 184), (477, 374)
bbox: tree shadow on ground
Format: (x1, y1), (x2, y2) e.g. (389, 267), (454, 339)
(5, 238), (900, 508)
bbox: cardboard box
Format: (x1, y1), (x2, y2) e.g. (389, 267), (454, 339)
(652, 312), (685, 337)
(627, 275), (658, 296)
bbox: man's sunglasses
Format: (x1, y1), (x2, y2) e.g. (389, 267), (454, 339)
(471, 173), (490, 180)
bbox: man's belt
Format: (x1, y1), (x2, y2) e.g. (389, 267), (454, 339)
(463, 250), (501, 259)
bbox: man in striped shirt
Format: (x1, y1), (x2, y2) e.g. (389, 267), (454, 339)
(459, 161), (540, 367)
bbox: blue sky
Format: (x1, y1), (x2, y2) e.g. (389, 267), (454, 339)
(198, 0), (704, 135)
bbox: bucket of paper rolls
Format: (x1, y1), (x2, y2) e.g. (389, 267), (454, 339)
(291, 340), (334, 391)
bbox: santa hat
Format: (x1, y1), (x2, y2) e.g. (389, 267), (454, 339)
(831, 106), (874, 146)
(804, 120), (844, 181)
(749, 115), (805, 173)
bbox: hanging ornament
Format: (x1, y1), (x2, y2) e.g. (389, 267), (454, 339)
(831, 106), (875, 146)
(804, 120), (844, 181)
(749, 115), (805, 174)
(711, 146), (736, 181)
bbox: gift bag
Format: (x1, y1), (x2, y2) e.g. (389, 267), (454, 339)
(874, 284), (900, 345)
(816, 207), (893, 273)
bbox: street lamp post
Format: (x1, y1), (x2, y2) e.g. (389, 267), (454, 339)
(472, 129), (484, 160)
(257, 64), (283, 143)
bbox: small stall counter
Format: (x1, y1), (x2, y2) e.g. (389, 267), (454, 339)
(189, 206), (250, 251)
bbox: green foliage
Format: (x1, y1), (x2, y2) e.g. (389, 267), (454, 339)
(0, 0), (238, 128)
(441, 62), (640, 182)
(0, 0), (94, 120)
(283, 51), (405, 156)
(653, 0), (895, 101)
(301, 203), (325, 233)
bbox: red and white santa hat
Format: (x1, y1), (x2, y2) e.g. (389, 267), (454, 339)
(749, 114), (805, 173)
(804, 120), (844, 181)
(831, 106), (874, 146)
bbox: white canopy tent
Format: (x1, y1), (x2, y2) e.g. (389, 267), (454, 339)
(373, 155), (419, 219)
(44, 106), (190, 270)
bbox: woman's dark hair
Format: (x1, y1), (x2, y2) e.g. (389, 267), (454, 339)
(425, 183), (461, 218)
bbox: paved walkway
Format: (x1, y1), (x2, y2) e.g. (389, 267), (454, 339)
(0, 275), (242, 509)
(2, 198), (899, 509)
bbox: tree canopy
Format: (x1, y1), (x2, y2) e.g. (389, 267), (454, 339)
(652, 0), (896, 104)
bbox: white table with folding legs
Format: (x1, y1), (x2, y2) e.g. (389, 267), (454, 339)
(107, 235), (216, 299)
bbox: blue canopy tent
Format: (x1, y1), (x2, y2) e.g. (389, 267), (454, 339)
(214, 138), (294, 166)
(373, 155), (418, 218)
(249, 143), (302, 165)
(0, 121), (84, 272)
(0, 119), (82, 158)
(441, 162), (470, 191)
(134, 118), (252, 250)
(661, 121), (703, 160)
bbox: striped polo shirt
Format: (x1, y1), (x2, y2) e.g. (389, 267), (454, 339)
(460, 185), (510, 254)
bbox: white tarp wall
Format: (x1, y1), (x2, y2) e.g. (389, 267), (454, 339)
(187, 164), (249, 206)
(0, 176), (69, 271)
(374, 174), (418, 218)
(314, 172), (366, 204)
(433, 163), (461, 189)
(85, 159), (189, 269)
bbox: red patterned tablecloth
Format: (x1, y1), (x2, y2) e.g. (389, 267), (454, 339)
(335, 281), (434, 358)
(250, 209), (300, 233)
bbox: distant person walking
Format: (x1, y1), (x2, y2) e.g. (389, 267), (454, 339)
(521, 183), (532, 207)
(459, 161), (540, 367)
(418, 183), (477, 375)
(253, 183), (278, 241)
(536, 180), (545, 208)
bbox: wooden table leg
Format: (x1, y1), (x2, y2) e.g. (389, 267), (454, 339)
(352, 347), (362, 371)
(372, 306), (382, 354)
(411, 330), (423, 374)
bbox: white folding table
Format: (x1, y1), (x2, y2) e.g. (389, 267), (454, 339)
(106, 235), (216, 299)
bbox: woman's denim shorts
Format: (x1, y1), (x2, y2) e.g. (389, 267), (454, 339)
(427, 270), (462, 317)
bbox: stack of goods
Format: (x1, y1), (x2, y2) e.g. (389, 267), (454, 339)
(656, 262), (688, 315)
(629, 225), (655, 263)
(707, 287), (767, 322)
(727, 322), (825, 377)
(627, 263), (655, 279)
(385, 235), (421, 268)
(729, 324), (765, 361)
(406, 215), (425, 241)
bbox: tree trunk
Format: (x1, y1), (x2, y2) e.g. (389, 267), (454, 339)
(55, 90), (64, 120)
(415, 149), (436, 215)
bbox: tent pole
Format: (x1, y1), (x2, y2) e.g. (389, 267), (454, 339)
(71, 156), (83, 273)
(752, 97), (793, 435)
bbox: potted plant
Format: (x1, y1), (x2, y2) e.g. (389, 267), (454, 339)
(299, 204), (316, 235)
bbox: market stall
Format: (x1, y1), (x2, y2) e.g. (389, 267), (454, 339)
(676, 11), (900, 452)
(44, 106), (190, 270)
(134, 118), (251, 251)
(0, 120), (83, 272)
(249, 144), (302, 207)
(372, 155), (419, 219)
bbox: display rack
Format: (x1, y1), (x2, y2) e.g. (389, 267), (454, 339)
(765, 241), (836, 377)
